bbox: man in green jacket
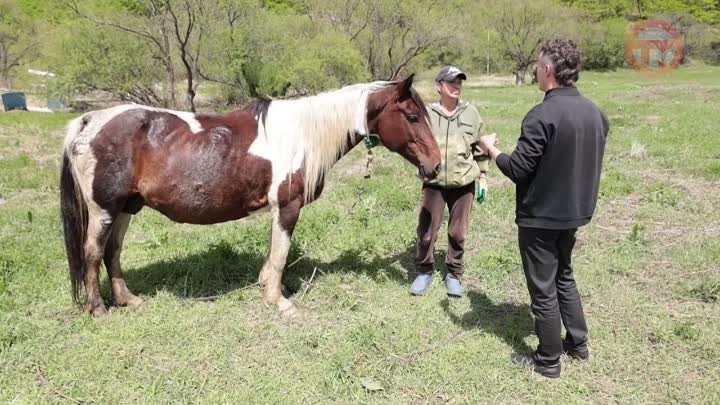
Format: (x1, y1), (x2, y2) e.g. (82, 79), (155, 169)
(410, 65), (490, 298)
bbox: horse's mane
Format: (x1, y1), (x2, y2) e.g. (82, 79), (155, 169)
(245, 81), (414, 202)
(244, 97), (272, 127)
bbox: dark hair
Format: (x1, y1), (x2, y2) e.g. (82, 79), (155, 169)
(540, 38), (582, 86)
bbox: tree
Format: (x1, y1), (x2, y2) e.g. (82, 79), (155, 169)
(66, 0), (179, 108)
(303, 0), (460, 80)
(238, 11), (367, 97)
(561, 0), (720, 24)
(47, 19), (164, 105)
(0, 0), (39, 82)
(654, 12), (719, 64)
(165, 0), (202, 111)
(493, 1), (560, 85)
(192, 0), (260, 100)
(577, 18), (627, 70)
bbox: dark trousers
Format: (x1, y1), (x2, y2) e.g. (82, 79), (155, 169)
(415, 183), (474, 279)
(518, 226), (588, 366)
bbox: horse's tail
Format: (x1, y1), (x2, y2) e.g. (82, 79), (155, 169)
(61, 116), (89, 303)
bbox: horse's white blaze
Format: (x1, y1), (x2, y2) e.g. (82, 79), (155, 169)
(247, 81), (397, 203)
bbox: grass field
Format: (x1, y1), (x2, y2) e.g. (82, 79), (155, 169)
(1, 65), (719, 404)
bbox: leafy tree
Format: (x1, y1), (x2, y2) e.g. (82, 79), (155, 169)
(240, 11), (367, 96)
(561, 0), (720, 24)
(66, 0), (181, 108)
(0, 0), (40, 81)
(493, 1), (564, 85)
(578, 18), (627, 70)
(46, 19), (164, 105)
(303, 0), (460, 80)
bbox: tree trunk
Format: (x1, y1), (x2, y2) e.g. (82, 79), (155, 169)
(163, 54), (177, 108)
(185, 78), (196, 112)
(515, 67), (527, 86)
(158, 15), (177, 109)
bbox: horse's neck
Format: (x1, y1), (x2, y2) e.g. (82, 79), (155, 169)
(275, 94), (367, 202)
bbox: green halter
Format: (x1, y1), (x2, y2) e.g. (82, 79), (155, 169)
(362, 134), (380, 149)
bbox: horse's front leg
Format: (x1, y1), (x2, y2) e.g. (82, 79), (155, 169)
(259, 198), (302, 317)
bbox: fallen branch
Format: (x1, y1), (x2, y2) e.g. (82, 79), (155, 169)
(298, 266), (319, 301)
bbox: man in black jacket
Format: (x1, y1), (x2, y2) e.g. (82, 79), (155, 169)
(479, 38), (609, 378)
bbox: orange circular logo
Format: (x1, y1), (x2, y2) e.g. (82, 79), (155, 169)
(624, 20), (683, 77)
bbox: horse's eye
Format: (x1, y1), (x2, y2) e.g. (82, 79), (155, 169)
(406, 114), (419, 123)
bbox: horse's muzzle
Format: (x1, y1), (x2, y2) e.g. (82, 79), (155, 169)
(419, 162), (441, 179)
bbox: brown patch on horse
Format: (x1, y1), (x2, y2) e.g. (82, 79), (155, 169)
(91, 108), (273, 224)
(275, 168), (328, 234)
(365, 78), (441, 175)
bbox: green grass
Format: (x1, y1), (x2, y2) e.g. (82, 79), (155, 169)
(1, 66), (719, 404)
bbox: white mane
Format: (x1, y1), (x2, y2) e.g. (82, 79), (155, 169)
(256, 81), (398, 203)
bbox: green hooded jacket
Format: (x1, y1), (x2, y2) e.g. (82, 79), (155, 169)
(423, 101), (489, 188)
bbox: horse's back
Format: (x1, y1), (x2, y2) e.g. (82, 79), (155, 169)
(71, 105), (274, 224)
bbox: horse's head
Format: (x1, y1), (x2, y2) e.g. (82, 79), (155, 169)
(366, 75), (441, 179)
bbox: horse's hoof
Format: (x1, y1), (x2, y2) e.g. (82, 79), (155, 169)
(87, 303), (109, 318)
(278, 298), (303, 318)
(114, 294), (143, 307)
(280, 304), (303, 319)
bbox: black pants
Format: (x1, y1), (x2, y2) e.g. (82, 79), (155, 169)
(518, 226), (588, 366)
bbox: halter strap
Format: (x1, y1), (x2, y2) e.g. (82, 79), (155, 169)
(362, 133), (380, 149)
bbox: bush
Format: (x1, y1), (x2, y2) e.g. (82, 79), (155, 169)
(653, 14), (720, 64)
(709, 42), (720, 64)
(578, 18), (627, 70)
(237, 14), (368, 98)
(45, 20), (164, 106)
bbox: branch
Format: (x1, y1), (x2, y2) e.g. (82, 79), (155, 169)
(197, 68), (245, 91)
(64, 0), (165, 51)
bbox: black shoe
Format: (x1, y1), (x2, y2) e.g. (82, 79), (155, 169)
(510, 353), (561, 379)
(562, 340), (590, 361)
(564, 347), (590, 361)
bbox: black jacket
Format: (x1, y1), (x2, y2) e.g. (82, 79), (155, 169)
(496, 86), (609, 229)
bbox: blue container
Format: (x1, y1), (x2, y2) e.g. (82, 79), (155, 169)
(2, 92), (27, 111)
(48, 97), (65, 111)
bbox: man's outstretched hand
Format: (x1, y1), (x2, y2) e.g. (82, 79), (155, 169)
(479, 133), (499, 154)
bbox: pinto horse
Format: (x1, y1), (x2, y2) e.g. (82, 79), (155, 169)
(60, 75), (441, 317)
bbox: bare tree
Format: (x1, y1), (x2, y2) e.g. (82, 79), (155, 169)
(493, 2), (557, 85)
(166, 0), (202, 111)
(301, 0), (373, 41)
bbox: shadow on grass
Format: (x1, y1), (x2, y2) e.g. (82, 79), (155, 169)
(120, 240), (420, 300)
(442, 291), (534, 355)
(121, 242), (268, 299)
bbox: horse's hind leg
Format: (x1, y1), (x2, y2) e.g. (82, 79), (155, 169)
(259, 199), (302, 317)
(84, 206), (115, 317)
(104, 213), (142, 307)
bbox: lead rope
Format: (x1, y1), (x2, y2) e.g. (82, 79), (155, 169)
(364, 149), (374, 178)
(362, 134), (379, 179)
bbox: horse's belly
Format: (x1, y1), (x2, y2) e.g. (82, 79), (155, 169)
(149, 192), (270, 224)
(138, 157), (273, 225)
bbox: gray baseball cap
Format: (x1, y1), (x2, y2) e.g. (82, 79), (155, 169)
(435, 65), (467, 82)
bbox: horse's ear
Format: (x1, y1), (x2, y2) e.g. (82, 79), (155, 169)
(398, 73), (415, 98)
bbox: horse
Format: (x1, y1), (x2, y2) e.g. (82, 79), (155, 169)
(60, 75), (441, 318)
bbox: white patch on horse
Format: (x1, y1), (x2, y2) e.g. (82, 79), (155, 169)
(258, 206), (296, 313)
(247, 81), (396, 203)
